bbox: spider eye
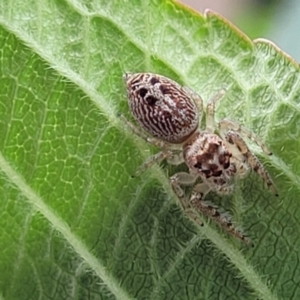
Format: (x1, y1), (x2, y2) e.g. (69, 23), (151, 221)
(145, 96), (158, 106)
(139, 88), (148, 98)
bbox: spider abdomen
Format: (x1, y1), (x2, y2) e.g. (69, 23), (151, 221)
(124, 72), (199, 143)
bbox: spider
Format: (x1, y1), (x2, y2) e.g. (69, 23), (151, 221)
(120, 72), (278, 244)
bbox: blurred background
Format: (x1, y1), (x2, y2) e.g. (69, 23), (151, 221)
(180, 0), (300, 62)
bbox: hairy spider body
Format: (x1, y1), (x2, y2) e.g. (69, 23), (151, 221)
(184, 131), (238, 194)
(122, 72), (278, 244)
(126, 72), (199, 143)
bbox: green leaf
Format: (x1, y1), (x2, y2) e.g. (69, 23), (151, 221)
(0, 1), (299, 299)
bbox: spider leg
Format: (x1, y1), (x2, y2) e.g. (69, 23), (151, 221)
(134, 150), (174, 177)
(219, 118), (272, 155)
(170, 172), (204, 226)
(119, 113), (176, 176)
(206, 89), (226, 133)
(118, 113), (167, 148)
(183, 86), (204, 122)
(190, 183), (252, 245)
(171, 173), (252, 245)
(225, 130), (278, 196)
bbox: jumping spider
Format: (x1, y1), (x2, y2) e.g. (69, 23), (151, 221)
(120, 72), (278, 245)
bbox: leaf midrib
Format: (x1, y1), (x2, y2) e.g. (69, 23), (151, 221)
(0, 152), (133, 300)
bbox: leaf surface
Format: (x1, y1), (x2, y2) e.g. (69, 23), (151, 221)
(0, 1), (299, 299)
